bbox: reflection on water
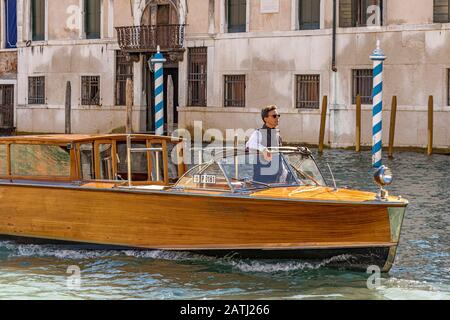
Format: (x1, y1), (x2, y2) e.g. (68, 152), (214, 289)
(0, 150), (449, 300)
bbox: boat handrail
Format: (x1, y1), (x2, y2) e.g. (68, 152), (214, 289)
(130, 147), (163, 153)
(189, 146), (302, 152)
(189, 146), (312, 163)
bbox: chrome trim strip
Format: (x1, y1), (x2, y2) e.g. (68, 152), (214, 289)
(0, 181), (409, 207)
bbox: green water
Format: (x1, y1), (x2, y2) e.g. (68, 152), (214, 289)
(0, 150), (449, 300)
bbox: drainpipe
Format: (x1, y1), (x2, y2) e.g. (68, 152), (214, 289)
(332, 0), (337, 72)
(330, 0), (338, 149)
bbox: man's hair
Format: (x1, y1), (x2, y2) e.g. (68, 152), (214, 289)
(261, 105), (278, 122)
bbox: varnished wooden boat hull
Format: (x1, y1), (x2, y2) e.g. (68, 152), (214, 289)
(0, 183), (406, 271)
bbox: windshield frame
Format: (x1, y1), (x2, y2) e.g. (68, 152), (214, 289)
(173, 147), (327, 193)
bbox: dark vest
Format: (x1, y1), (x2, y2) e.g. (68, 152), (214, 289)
(259, 125), (282, 149)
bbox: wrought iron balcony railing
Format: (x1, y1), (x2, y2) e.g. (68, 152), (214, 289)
(116, 24), (185, 53)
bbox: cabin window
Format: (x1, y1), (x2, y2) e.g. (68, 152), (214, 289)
(0, 144), (7, 175)
(80, 143), (95, 180)
(167, 142), (181, 182)
(295, 75), (320, 109)
(434, 0), (450, 23)
(98, 143), (113, 180)
(10, 144), (70, 177)
(116, 141), (149, 181)
(298, 0), (321, 30)
(352, 69), (373, 104)
(150, 143), (164, 182)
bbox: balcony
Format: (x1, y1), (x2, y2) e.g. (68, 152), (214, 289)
(116, 24), (185, 53)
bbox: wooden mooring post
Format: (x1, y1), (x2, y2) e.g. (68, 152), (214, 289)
(126, 78), (133, 134)
(427, 95), (434, 156)
(318, 96), (328, 155)
(388, 96), (397, 159)
(355, 95), (361, 152)
(65, 81), (71, 134)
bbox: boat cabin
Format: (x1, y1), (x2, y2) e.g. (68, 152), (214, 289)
(0, 134), (186, 188)
(0, 135), (328, 194)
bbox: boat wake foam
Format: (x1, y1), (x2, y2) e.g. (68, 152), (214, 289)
(0, 241), (356, 273)
(227, 254), (355, 273)
(0, 241), (216, 262)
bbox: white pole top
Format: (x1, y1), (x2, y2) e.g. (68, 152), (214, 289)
(370, 39), (386, 61)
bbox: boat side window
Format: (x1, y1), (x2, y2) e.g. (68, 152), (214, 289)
(149, 142), (165, 183)
(116, 141), (148, 181)
(0, 144), (7, 175)
(10, 144), (71, 177)
(98, 143), (113, 180)
(174, 162), (231, 192)
(79, 143), (95, 180)
(166, 142), (181, 183)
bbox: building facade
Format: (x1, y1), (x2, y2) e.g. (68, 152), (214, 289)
(1, 0), (449, 148)
(0, 0), (17, 135)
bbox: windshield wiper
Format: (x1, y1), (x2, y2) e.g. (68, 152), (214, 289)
(290, 165), (320, 186)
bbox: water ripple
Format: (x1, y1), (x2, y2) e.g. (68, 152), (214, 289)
(0, 150), (449, 299)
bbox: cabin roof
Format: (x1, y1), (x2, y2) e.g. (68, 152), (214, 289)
(0, 134), (182, 144)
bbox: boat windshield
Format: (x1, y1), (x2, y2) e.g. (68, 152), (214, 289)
(174, 148), (326, 193)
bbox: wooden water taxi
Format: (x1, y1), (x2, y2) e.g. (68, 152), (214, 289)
(0, 134), (408, 271)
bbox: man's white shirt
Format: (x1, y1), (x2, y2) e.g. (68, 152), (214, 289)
(246, 128), (281, 152)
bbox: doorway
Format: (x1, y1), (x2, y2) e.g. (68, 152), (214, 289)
(0, 84), (14, 135)
(141, 3), (178, 25)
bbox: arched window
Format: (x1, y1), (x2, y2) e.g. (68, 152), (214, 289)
(141, 0), (179, 26)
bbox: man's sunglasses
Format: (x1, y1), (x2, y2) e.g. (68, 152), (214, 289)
(270, 114), (281, 119)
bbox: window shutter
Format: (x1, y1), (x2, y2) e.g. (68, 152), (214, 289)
(339, 0), (354, 27)
(434, 0), (450, 23)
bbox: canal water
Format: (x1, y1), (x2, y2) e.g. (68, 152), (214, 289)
(0, 150), (448, 300)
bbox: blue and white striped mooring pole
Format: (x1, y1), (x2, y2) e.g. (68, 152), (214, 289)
(150, 46), (166, 136)
(370, 40), (387, 169)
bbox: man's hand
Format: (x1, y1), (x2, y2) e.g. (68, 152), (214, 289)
(263, 149), (272, 162)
